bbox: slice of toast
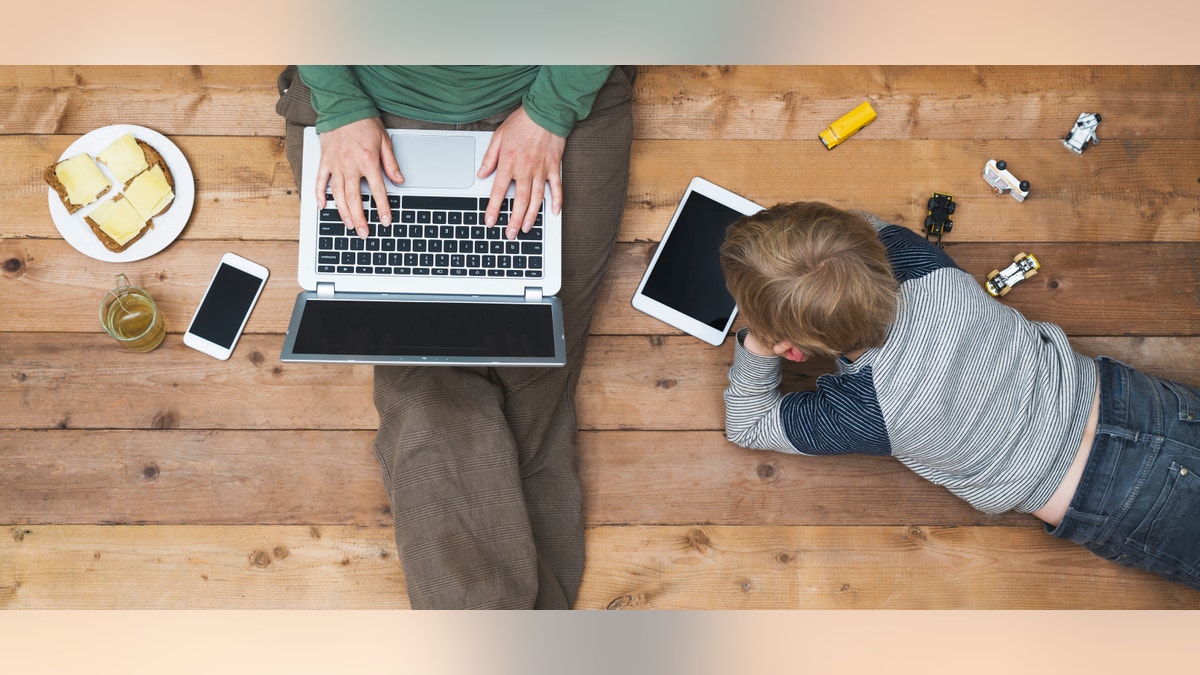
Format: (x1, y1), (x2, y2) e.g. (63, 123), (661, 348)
(135, 139), (174, 191)
(45, 153), (111, 214)
(84, 196), (152, 253)
(124, 164), (176, 220)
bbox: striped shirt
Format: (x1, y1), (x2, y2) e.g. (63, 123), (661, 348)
(723, 216), (1097, 514)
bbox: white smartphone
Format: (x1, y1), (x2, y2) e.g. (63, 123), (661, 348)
(631, 177), (764, 346)
(183, 253), (270, 360)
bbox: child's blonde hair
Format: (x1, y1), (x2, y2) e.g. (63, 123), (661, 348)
(720, 202), (898, 359)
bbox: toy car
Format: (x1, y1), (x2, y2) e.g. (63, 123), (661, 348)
(983, 159), (1030, 202)
(924, 192), (955, 246)
(1063, 112), (1101, 154)
(819, 101), (877, 150)
(986, 252), (1040, 297)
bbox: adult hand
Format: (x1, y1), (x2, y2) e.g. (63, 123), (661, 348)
(315, 117), (404, 238)
(477, 105), (566, 240)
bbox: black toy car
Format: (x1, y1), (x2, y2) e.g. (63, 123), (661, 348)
(924, 192), (955, 246)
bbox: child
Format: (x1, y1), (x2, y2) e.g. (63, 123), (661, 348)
(720, 201), (1200, 591)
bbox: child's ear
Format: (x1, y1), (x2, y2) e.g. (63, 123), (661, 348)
(778, 341), (807, 362)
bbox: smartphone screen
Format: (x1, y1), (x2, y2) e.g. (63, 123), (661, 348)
(188, 263), (265, 349)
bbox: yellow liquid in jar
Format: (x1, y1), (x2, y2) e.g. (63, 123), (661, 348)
(104, 292), (165, 351)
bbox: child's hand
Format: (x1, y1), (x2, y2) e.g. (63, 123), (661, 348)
(743, 331), (807, 362)
(742, 331), (778, 358)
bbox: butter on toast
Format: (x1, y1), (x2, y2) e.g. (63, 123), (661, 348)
(84, 196), (152, 253)
(45, 153), (111, 214)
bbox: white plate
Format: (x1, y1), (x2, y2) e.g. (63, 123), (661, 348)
(48, 124), (195, 262)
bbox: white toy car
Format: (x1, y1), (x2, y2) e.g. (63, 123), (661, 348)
(1064, 112), (1101, 154)
(986, 252), (1040, 297)
(983, 159), (1030, 202)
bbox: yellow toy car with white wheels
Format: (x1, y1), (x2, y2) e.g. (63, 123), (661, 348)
(986, 252), (1040, 297)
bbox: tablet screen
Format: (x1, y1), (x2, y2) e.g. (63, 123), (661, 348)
(639, 191), (742, 330)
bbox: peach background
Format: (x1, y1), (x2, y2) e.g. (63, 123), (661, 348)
(2, 0), (1197, 672)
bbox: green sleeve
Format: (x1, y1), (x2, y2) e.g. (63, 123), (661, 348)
(522, 66), (614, 137)
(297, 65), (382, 133)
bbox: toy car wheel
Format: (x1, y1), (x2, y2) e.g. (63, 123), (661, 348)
(927, 197), (936, 209)
(924, 215), (934, 227)
(1019, 181), (1030, 191)
(944, 220), (952, 232)
(947, 202), (956, 214)
(996, 160), (1007, 170)
(1094, 113), (1101, 122)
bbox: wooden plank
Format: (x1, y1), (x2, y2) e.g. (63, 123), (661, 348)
(632, 65), (1200, 140)
(3, 524), (1198, 609)
(0, 430), (1011, 527)
(0, 430), (389, 526)
(0, 525), (407, 609)
(0, 66), (285, 137)
(4, 240), (1199, 335)
(5, 66), (1198, 141)
(5, 334), (1200, 432)
(575, 525), (1200, 610)
(9, 136), (1199, 244)
(621, 140), (1200, 243)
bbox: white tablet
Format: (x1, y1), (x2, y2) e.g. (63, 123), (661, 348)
(632, 177), (764, 346)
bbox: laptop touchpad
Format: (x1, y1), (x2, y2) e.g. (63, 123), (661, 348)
(391, 134), (476, 189)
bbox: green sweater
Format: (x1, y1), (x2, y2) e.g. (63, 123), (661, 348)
(297, 65), (614, 138)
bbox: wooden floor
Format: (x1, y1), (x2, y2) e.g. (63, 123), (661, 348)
(3, 65), (1200, 609)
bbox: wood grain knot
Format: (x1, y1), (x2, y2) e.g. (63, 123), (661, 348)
(686, 527), (712, 553)
(249, 351), (265, 366)
(656, 377), (678, 389)
(249, 550), (272, 568)
(272, 546), (290, 560)
(908, 526), (927, 542)
(648, 336), (664, 348)
(151, 410), (178, 430)
(11, 528), (32, 542)
(739, 579), (753, 593)
(141, 464), (160, 481)
(776, 552), (793, 565)
(2, 258), (23, 275)
(756, 463), (780, 482)
(606, 595), (634, 610)
(1048, 279), (1060, 289)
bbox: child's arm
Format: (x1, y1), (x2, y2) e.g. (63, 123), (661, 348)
(725, 329), (894, 457)
(723, 329), (803, 453)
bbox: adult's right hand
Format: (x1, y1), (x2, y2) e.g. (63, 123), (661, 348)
(315, 117), (404, 238)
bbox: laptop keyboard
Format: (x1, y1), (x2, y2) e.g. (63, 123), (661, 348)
(316, 194), (544, 278)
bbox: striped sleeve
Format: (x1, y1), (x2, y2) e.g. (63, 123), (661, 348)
(778, 370), (892, 456)
(723, 330), (892, 456)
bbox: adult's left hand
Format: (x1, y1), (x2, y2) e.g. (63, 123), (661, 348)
(477, 105), (566, 240)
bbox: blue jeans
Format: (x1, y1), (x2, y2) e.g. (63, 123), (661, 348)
(1049, 357), (1200, 590)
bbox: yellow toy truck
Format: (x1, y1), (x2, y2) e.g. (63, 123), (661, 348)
(819, 101), (877, 150)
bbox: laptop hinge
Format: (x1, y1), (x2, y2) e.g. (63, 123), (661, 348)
(524, 287), (543, 302)
(317, 282), (335, 298)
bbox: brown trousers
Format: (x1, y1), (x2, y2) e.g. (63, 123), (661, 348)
(276, 66), (634, 608)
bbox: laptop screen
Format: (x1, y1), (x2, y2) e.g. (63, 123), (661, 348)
(290, 298), (557, 358)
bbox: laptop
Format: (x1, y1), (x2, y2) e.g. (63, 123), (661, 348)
(280, 126), (566, 366)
